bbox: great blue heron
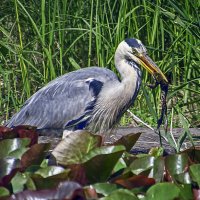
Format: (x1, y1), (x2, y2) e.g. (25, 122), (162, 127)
(6, 38), (168, 134)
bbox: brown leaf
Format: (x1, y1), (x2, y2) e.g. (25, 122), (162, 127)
(114, 175), (155, 189)
(13, 125), (38, 146)
(9, 181), (85, 200)
(20, 143), (50, 170)
(0, 126), (17, 140)
(84, 186), (98, 199)
(114, 132), (141, 152)
(68, 164), (88, 185)
(193, 189), (200, 200)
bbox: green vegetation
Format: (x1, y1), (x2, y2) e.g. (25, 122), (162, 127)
(0, 126), (200, 199)
(0, 0), (199, 128)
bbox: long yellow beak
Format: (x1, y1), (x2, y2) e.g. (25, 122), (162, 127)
(138, 54), (168, 84)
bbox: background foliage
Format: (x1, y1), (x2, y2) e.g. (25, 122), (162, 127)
(0, 0), (199, 126)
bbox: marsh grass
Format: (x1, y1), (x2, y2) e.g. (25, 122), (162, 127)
(0, 0), (199, 127)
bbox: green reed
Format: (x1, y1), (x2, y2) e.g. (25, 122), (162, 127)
(0, 0), (199, 128)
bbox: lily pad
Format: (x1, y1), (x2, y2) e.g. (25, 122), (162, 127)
(21, 143), (51, 169)
(145, 183), (180, 200)
(83, 145), (125, 183)
(165, 153), (189, 177)
(100, 189), (139, 200)
(128, 156), (155, 175)
(114, 175), (155, 189)
(52, 130), (102, 166)
(0, 158), (20, 186)
(0, 186), (10, 197)
(9, 181), (83, 200)
(0, 138), (30, 159)
(189, 164), (200, 187)
(92, 183), (118, 196)
(114, 132), (141, 151)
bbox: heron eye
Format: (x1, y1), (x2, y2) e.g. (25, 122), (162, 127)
(132, 48), (138, 54)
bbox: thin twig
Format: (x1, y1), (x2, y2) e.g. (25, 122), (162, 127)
(127, 110), (154, 130)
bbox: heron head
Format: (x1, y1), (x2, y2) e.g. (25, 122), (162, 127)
(118, 38), (168, 83)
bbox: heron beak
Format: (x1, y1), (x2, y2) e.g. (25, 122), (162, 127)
(138, 54), (168, 83)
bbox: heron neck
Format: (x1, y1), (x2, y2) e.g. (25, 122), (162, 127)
(115, 54), (141, 84)
(114, 57), (142, 111)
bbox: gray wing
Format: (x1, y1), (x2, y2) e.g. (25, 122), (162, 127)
(6, 67), (119, 129)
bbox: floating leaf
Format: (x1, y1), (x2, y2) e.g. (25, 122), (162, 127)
(84, 186), (98, 199)
(149, 147), (164, 157)
(31, 171), (70, 190)
(21, 143), (51, 169)
(83, 145), (125, 183)
(68, 164), (88, 185)
(52, 130), (102, 166)
(9, 147), (29, 159)
(114, 175), (155, 189)
(13, 125), (38, 146)
(184, 148), (200, 163)
(174, 172), (191, 184)
(114, 132), (141, 151)
(0, 126), (12, 134)
(0, 126), (16, 139)
(113, 157), (127, 172)
(178, 184), (193, 200)
(152, 157), (165, 182)
(189, 164), (200, 187)
(165, 153), (189, 176)
(193, 189), (200, 200)
(9, 181), (83, 200)
(128, 156), (155, 175)
(100, 189), (139, 200)
(92, 183), (118, 196)
(0, 186), (10, 197)
(145, 183), (180, 200)
(0, 138), (30, 159)
(11, 172), (28, 193)
(30, 166), (70, 190)
(0, 158), (20, 186)
(35, 166), (67, 178)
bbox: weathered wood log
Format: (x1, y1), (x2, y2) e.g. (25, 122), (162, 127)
(38, 127), (200, 154)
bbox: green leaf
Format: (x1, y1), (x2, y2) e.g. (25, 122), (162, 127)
(0, 158), (20, 180)
(174, 172), (191, 184)
(114, 132), (141, 151)
(148, 147), (164, 157)
(184, 148), (200, 163)
(11, 172), (28, 193)
(35, 166), (68, 178)
(189, 164), (200, 187)
(9, 147), (29, 159)
(83, 145), (125, 183)
(100, 189), (139, 200)
(21, 143), (51, 169)
(113, 157), (127, 172)
(178, 184), (194, 200)
(92, 183), (118, 196)
(52, 130), (102, 166)
(145, 183), (180, 200)
(0, 138), (30, 159)
(128, 156), (155, 175)
(152, 157), (165, 182)
(31, 170), (70, 190)
(165, 153), (189, 176)
(0, 187), (10, 197)
(114, 175), (155, 189)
